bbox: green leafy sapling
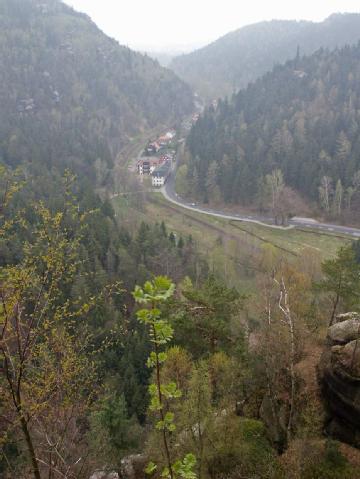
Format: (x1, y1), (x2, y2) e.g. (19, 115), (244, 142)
(133, 276), (196, 479)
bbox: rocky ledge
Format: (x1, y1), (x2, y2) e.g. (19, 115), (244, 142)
(319, 312), (360, 447)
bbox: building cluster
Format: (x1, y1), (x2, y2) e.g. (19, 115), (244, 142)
(136, 130), (176, 187)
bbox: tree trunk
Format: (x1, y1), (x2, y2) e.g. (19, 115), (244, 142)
(330, 292), (340, 326)
(20, 415), (41, 479)
(153, 324), (173, 479)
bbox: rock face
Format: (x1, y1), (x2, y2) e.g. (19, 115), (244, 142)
(319, 312), (360, 447)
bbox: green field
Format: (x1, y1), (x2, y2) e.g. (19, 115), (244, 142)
(112, 192), (352, 291)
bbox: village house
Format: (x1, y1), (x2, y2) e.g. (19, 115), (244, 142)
(158, 130), (176, 146)
(145, 141), (160, 155)
(138, 130), (176, 179)
(137, 152), (174, 175)
(137, 157), (161, 175)
(151, 161), (171, 187)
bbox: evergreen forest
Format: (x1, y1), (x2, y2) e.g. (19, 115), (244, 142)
(185, 43), (360, 223)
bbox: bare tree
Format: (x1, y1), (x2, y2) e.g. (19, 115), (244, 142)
(318, 176), (333, 213)
(346, 186), (355, 211)
(273, 276), (296, 444)
(333, 179), (343, 217)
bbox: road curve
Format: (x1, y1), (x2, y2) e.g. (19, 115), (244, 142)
(162, 170), (360, 238)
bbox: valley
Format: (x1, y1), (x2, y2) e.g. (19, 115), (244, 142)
(114, 126), (356, 295)
(2, 1), (360, 478)
(163, 161), (360, 237)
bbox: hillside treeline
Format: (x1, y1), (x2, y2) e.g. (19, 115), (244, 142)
(185, 44), (360, 221)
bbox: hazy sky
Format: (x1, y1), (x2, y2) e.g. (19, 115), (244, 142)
(65, 0), (360, 52)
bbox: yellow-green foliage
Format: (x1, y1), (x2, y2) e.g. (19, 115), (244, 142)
(147, 353), (282, 479)
(134, 277), (197, 479)
(0, 170), (114, 479)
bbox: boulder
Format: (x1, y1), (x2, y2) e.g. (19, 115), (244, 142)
(120, 454), (147, 479)
(328, 318), (360, 344)
(90, 455), (147, 479)
(334, 312), (360, 324)
(90, 472), (119, 479)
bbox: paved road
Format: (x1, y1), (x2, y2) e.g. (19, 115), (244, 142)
(162, 167), (360, 238)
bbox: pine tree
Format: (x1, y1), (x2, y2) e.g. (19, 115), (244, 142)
(177, 236), (184, 249)
(169, 232), (176, 246)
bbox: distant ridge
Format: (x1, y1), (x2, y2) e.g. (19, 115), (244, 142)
(170, 13), (360, 99)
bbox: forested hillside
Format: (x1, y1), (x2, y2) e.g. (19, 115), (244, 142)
(0, 165), (211, 477)
(0, 0), (193, 181)
(3, 1), (360, 477)
(171, 14), (360, 99)
(184, 43), (360, 222)
(0, 1), (204, 475)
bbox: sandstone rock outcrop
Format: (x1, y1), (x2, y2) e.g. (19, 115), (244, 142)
(319, 312), (360, 447)
(328, 318), (360, 344)
(120, 455), (147, 479)
(90, 472), (119, 479)
(89, 454), (147, 479)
